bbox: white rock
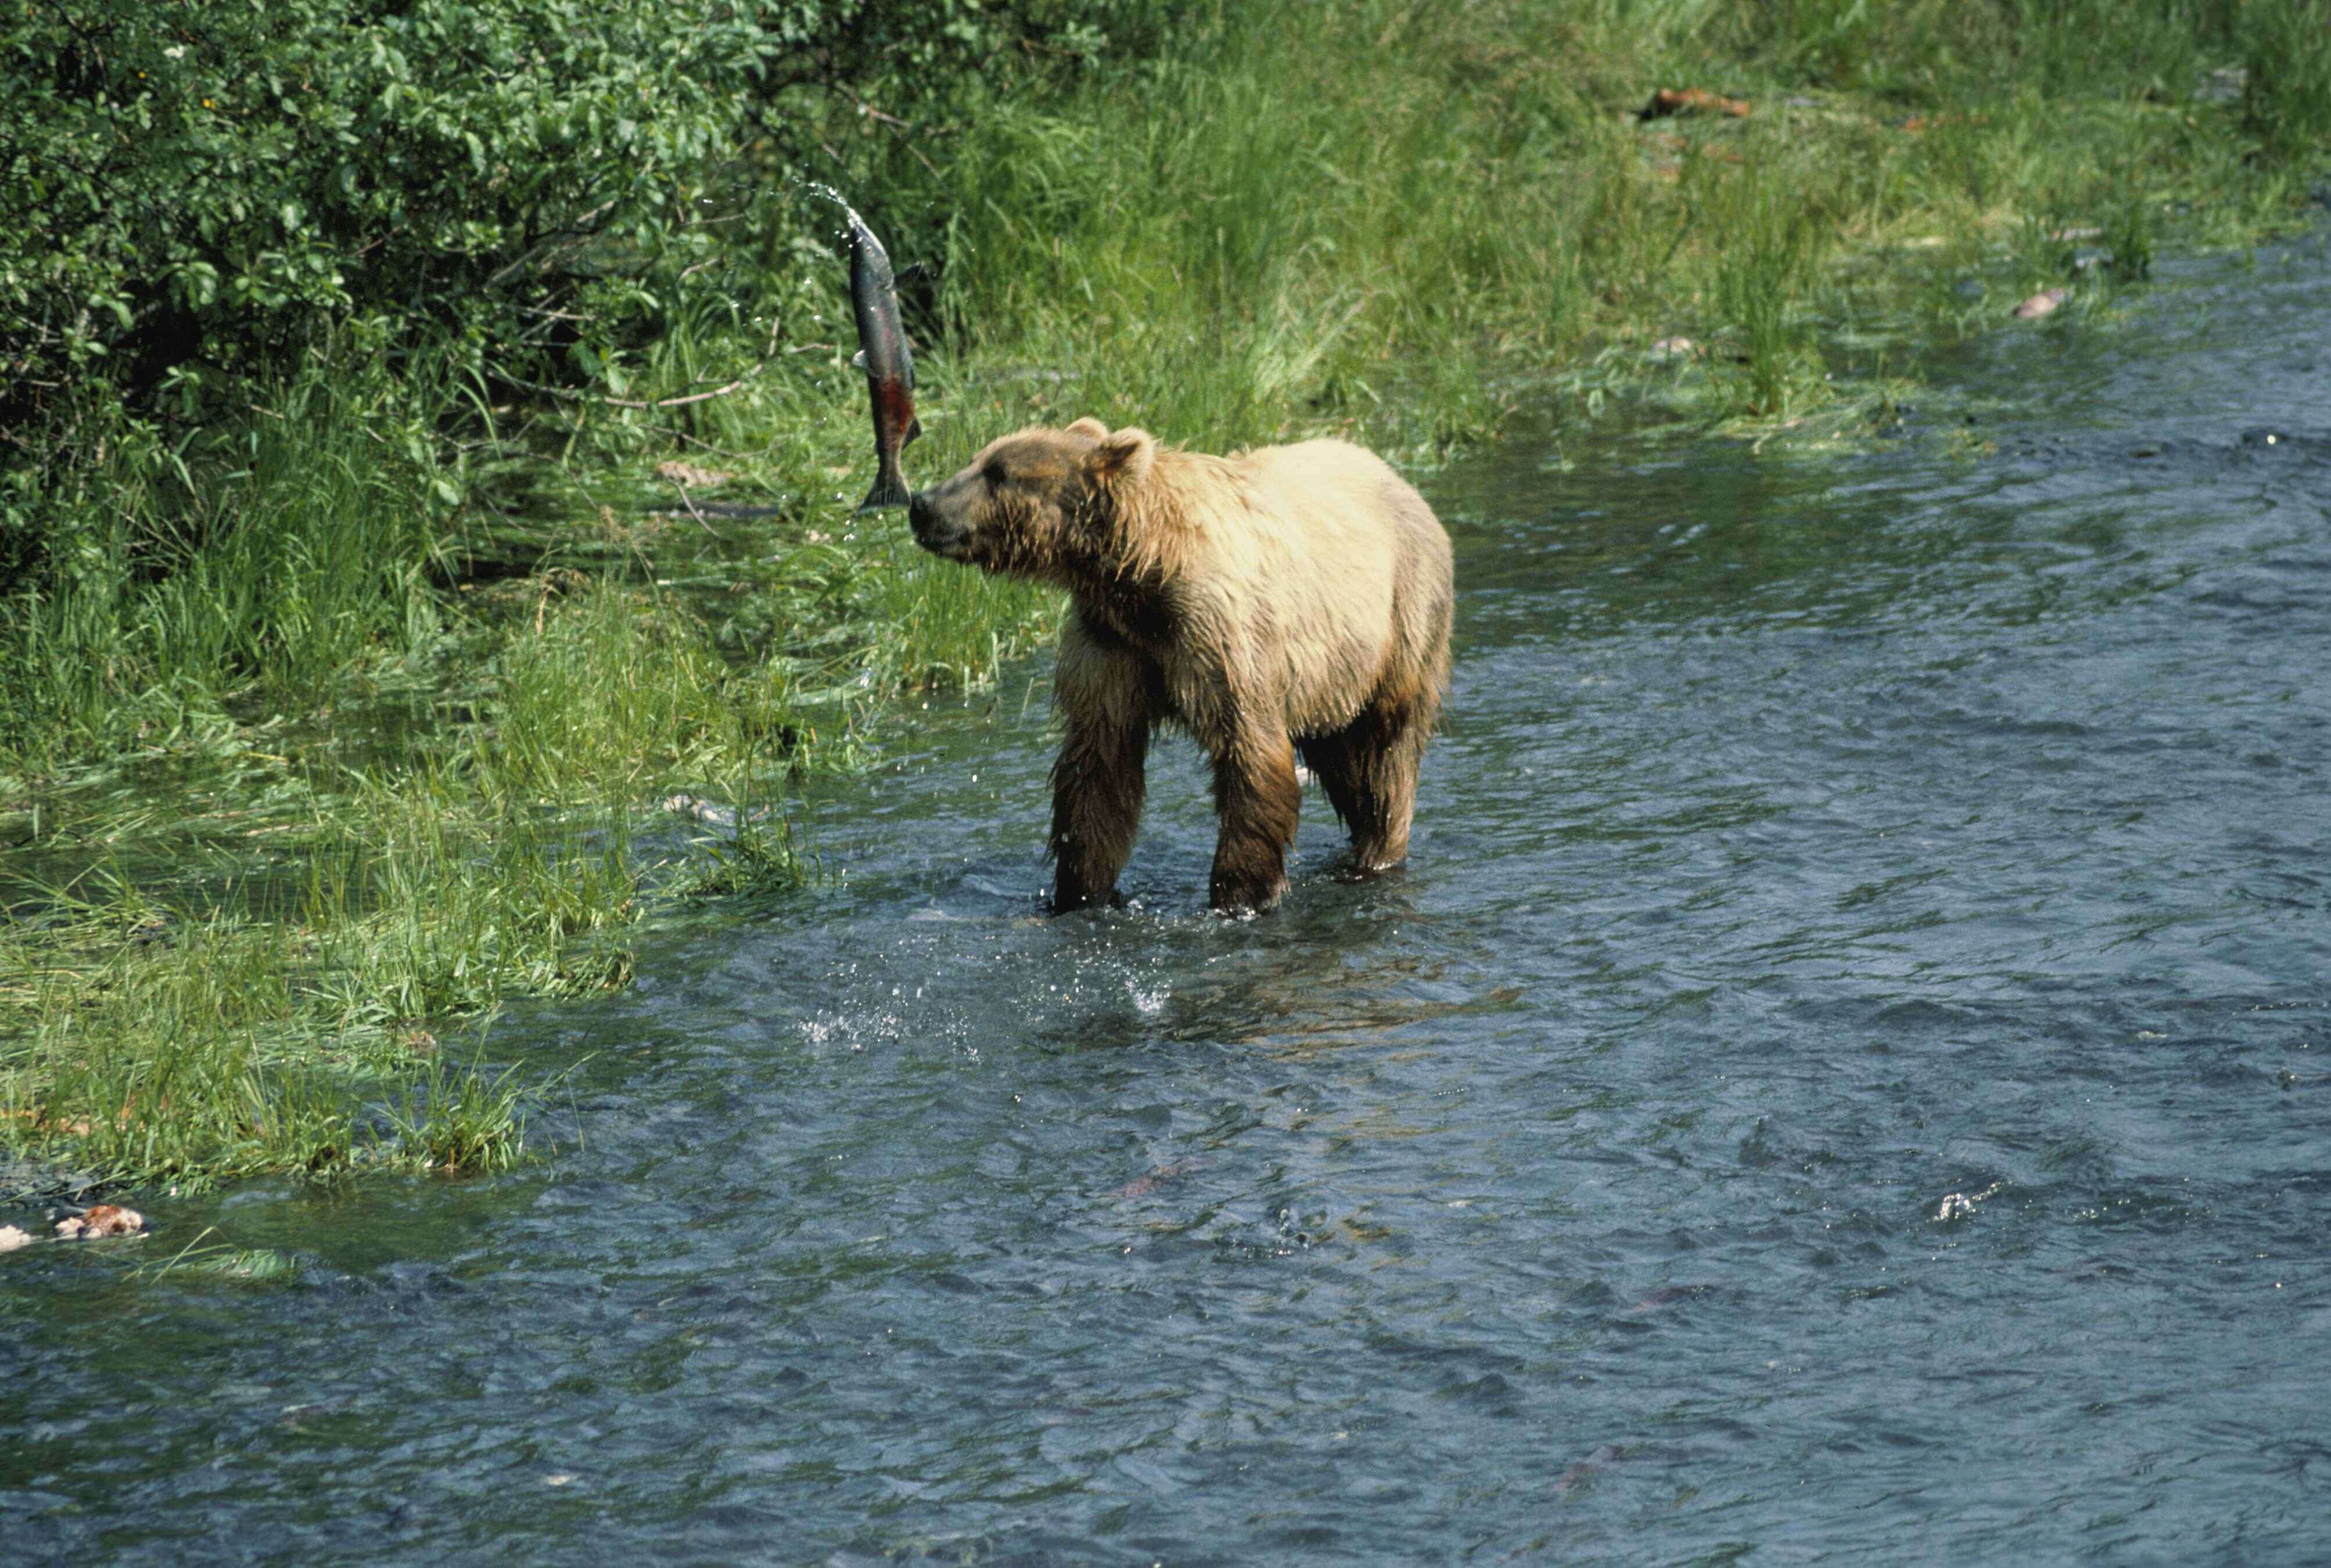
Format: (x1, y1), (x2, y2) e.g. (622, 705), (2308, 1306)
(55, 1204), (145, 1239)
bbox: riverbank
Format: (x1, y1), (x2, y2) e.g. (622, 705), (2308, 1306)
(6, 0), (2328, 1193)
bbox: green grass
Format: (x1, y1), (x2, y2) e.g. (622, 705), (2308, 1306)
(2243, 0), (2331, 164)
(6, 0), (2330, 1193)
(0, 583), (836, 1191)
(0, 361), (468, 768)
(0, 799), (628, 1188)
(134, 1230), (304, 1283)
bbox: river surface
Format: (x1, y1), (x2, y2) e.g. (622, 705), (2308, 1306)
(8, 234), (2330, 1564)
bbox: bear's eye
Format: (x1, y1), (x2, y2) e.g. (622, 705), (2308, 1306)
(982, 461), (1008, 488)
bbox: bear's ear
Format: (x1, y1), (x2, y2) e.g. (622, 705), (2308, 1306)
(1089, 427), (1157, 487)
(1064, 416), (1110, 441)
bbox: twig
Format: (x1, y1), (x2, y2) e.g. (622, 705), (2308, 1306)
(665, 476), (720, 537)
(668, 430), (759, 462)
(609, 377), (750, 410)
(490, 368), (755, 409)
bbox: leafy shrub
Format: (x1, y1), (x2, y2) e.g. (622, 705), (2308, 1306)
(0, 0), (1176, 578)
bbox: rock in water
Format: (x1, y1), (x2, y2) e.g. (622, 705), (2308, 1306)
(56, 1204), (145, 1239)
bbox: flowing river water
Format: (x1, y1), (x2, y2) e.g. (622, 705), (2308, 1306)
(8, 232), (2330, 1563)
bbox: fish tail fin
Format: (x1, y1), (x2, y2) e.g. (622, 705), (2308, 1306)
(858, 469), (913, 513)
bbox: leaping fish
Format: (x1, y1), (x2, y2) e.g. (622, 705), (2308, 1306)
(844, 207), (920, 512)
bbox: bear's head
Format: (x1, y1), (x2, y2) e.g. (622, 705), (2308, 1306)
(908, 418), (1159, 582)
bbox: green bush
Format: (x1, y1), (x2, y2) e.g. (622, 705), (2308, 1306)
(0, 0), (1173, 577)
(3, 3), (743, 416)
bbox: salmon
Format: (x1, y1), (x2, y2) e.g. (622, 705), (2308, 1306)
(844, 207), (920, 511)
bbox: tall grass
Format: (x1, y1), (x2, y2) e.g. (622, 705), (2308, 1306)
(2, 370), (459, 770)
(1, 577), (831, 1189)
(913, 0), (2321, 452)
(2243, 0), (2331, 164)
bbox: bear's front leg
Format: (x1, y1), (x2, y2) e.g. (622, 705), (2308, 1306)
(1049, 615), (1150, 913)
(1208, 727), (1302, 914)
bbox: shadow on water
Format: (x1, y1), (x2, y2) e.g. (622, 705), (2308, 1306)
(6, 232), (2331, 1563)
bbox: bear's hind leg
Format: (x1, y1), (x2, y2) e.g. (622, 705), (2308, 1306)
(1296, 728), (1368, 841)
(1309, 689), (1435, 873)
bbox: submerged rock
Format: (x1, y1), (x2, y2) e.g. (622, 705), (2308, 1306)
(661, 793), (735, 827)
(2012, 288), (2068, 319)
(1650, 336), (1695, 356)
(2196, 66), (2246, 105)
(1110, 1159), (1202, 1199)
(0, 1224), (34, 1253)
(56, 1204), (145, 1239)
(660, 793), (778, 830)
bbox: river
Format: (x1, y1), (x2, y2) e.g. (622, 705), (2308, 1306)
(6, 230), (2328, 1563)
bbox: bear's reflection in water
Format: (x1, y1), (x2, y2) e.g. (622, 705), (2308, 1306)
(998, 873), (1516, 1063)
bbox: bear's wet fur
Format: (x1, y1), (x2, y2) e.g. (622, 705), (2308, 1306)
(908, 417), (1453, 914)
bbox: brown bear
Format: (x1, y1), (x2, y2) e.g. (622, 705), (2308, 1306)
(908, 418), (1453, 914)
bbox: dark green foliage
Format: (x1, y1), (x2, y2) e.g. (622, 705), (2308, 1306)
(5, 3), (744, 441)
(0, 0), (1157, 402)
(0, 0), (1169, 577)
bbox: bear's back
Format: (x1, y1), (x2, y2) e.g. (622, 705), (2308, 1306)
(1162, 439), (1448, 733)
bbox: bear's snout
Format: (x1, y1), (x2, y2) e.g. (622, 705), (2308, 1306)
(907, 490), (970, 560)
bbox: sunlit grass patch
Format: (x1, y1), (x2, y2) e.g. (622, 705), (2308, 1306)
(0, 836), (592, 1188)
(382, 1055), (534, 1177)
(300, 775), (642, 1026)
(482, 577), (778, 801)
(0, 580), (858, 1188)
